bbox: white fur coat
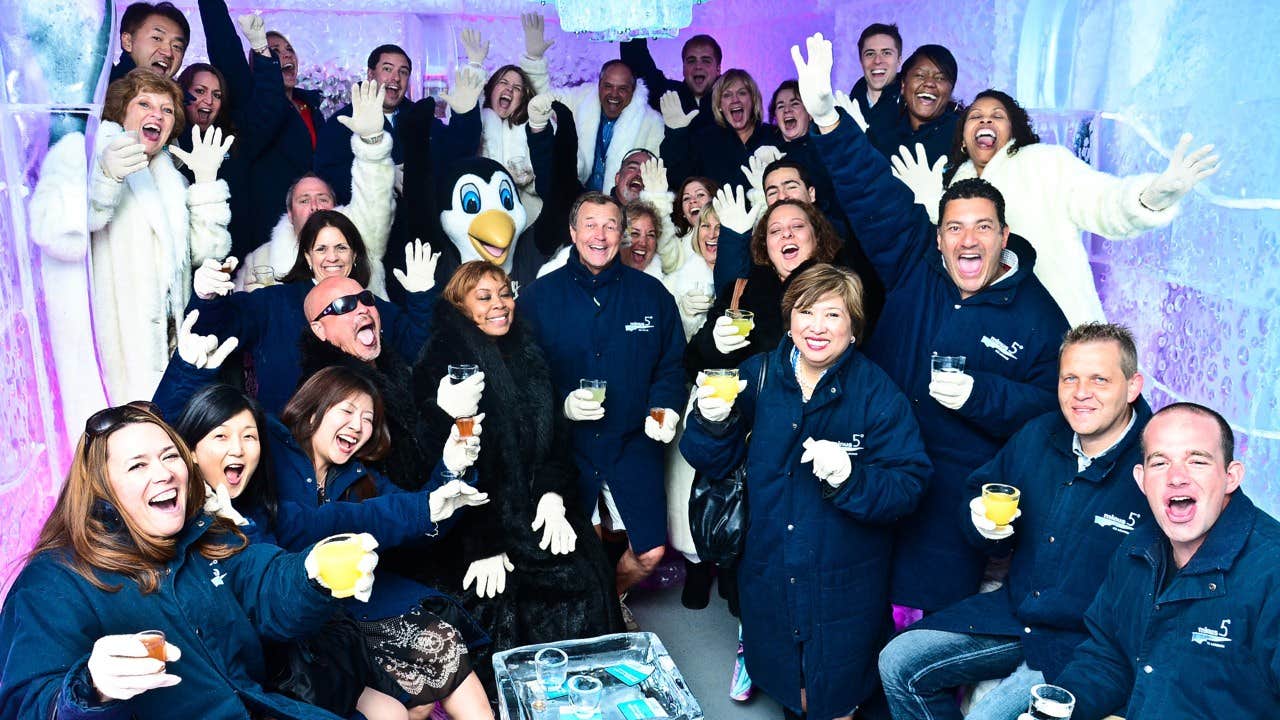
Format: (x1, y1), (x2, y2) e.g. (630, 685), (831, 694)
(521, 54), (664, 195)
(89, 121), (231, 402)
(945, 142), (1175, 325)
(480, 109), (544, 224)
(238, 132), (394, 298)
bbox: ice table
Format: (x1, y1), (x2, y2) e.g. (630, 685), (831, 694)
(493, 632), (704, 719)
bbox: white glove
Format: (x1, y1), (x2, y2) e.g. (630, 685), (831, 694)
(99, 133), (149, 181)
(393, 238), (441, 293)
(459, 27), (490, 66)
(790, 33), (839, 128)
(740, 145), (785, 197)
(969, 497), (1020, 540)
(429, 478), (490, 523)
(1139, 132), (1221, 211)
(929, 371), (975, 410)
(193, 257), (236, 299)
(639, 156), (668, 195)
(891, 143), (947, 223)
(833, 90), (869, 131)
(801, 437), (852, 487)
(336, 80), (386, 140)
(463, 553), (514, 598)
(660, 91), (699, 130)
(441, 65), (485, 115)
(531, 492), (577, 555)
(694, 375), (744, 423)
(87, 634), (182, 701)
(441, 414), (484, 475)
(237, 13), (268, 53)
(304, 532), (379, 602)
(644, 408), (679, 443)
(203, 482), (249, 526)
(171, 125), (234, 185)
(177, 310), (239, 369)
(713, 184), (754, 235)
(712, 315), (750, 354)
(436, 371), (485, 418)
(678, 290), (714, 317)
(522, 12), (555, 59)
(564, 389), (604, 422)
(527, 93), (554, 131)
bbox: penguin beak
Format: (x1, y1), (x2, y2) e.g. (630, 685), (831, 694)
(468, 210), (517, 265)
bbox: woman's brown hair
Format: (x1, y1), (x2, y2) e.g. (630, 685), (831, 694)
(27, 405), (245, 594)
(442, 260), (512, 313)
(102, 68), (187, 144)
(781, 263), (867, 347)
(674, 176), (718, 235)
(483, 65), (536, 126)
(749, 199), (841, 268)
(282, 367), (391, 500)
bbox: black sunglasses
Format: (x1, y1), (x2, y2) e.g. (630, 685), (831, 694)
(84, 400), (163, 439)
(312, 290), (376, 322)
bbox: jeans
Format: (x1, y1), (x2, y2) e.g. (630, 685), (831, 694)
(878, 628), (1039, 720)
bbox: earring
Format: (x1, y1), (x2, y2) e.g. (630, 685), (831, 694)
(786, 330), (793, 338)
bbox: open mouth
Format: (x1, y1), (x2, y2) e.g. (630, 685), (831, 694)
(729, 106), (745, 125)
(955, 252), (983, 278)
(871, 69), (886, 77)
(223, 463), (245, 487)
(386, 83), (401, 96)
(781, 242), (800, 260)
(628, 178), (644, 193)
(974, 128), (997, 150)
(355, 318), (377, 348)
(803, 336), (830, 351)
(148, 487), (179, 512)
(692, 73), (706, 86)
(915, 92), (938, 109)
(141, 123), (162, 143)
(782, 115), (799, 133)
(1166, 494), (1197, 524)
(485, 311), (510, 327)
(630, 248), (649, 264)
(335, 432), (359, 455)
(152, 59), (171, 74)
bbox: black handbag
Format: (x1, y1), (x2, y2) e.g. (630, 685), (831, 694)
(688, 358), (767, 568)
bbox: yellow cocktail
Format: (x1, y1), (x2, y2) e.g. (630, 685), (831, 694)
(726, 309), (755, 336)
(982, 484), (1021, 526)
(313, 534), (365, 598)
(703, 369), (741, 402)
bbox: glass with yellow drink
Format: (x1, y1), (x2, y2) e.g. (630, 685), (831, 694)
(703, 369), (741, 403)
(312, 533), (365, 598)
(725, 309), (755, 336)
(982, 483), (1021, 526)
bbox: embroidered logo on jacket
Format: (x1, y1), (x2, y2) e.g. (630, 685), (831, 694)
(1191, 619), (1232, 648)
(1093, 511), (1141, 535)
(838, 433), (865, 456)
(209, 559), (227, 587)
(625, 316), (654, 332)
(981, 335), (1023, 360)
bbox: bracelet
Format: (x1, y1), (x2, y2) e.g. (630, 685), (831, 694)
(359, 132), (385, 145)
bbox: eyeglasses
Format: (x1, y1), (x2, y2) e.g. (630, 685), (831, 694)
(312, 290), (375, 322)
(84, 400), (162, 439)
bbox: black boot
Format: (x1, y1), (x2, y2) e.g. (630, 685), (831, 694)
(681, 558), (714, 609)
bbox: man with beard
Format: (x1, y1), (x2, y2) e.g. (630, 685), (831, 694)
(795, 33), (1069, 615)
(621, 33), (722, 131)
(520, 192), (686, 628)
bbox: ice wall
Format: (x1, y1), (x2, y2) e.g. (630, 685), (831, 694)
(2, 0), (1278, 597)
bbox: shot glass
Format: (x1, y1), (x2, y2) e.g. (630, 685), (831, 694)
(649, 407), (667, 425)
(253, 265), (277, 286)
(567, 674), (603, 719)
(580, 379), (607, 404)
(448, 364), (479, 383)
(534, 647), (568, 693)
(982, 483), (1021, 526)
(136, 630), (167, 668)
(931, 354), (967, 378)
(1028, 683), (1075, 719)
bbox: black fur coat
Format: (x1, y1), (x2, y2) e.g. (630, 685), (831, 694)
(412, 300), (622, 688)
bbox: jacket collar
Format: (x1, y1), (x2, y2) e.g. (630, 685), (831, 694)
(927, 232), (1039, 305)
(268, 414), (371, 502)
(1046, 395), (1153, 481)
(1129, 490), (1258, 577)
(567, 246), (623, 290)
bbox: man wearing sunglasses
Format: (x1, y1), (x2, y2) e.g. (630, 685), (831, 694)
(304, 279), (382, 362)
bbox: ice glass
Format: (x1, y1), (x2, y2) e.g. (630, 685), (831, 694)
(534, 647), (568, 693)
(580, 379), (607, 404)
(1028, 683), (1075, 719)
(725, 308), (754, 336)
(703, 369), (740, 403)
(567, 674), (603, 718)
(931, 354), (967, 378)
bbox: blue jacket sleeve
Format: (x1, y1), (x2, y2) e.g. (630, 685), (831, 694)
(956, 341), (1060, 439)
(314, 115), (356, 206)
(199, 0), (250, 104)
(620, 39), (671, 112)
(378, 289), (436, 364)
(808, 111), (934, 291)
(647, 290), (689, 412)
(678, 354), (763, 479)
(430, 106), (481, 176)
(711, 227), (752, 293)
(824, 378), (931, 523)
(269, 491), (442, 551)
(152, 356), (221, 421)
(1054, 557), (1135, 719)
(188, 286), (273, 353)
(222, 542), (337, 642)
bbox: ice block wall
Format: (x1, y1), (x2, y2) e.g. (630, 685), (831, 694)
(2, 0), (1277, 597)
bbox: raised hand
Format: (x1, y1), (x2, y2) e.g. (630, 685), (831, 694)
(891, 143), (947, 223)
(237, 13), (268, 53)
(170, 125), (235, 184)
(833, 89), (868, 131)
(177, 310), (239, 369)
(394, 238), (441, 293)
(1140, 133), (1221, 211)
(440, 65), (485, 114)
(460, 27), (489, 66)
(741, 145), (785, 196)
(100, 133), (149, 181)
(335, 80), (386, 140)
(660, 91), (699, 130)
(791, 32), (838, 128)
(712, 184), (753, 235)
(639, 156), (668, 195)
(522, 12), (555, 59)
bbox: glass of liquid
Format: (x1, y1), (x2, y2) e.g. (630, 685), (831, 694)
(1028, 683), (1075, 719)
(567, 674), (603, 719)
(931, 353), (967, 379)
(982, 483), (1021, 526)
(580, 379), (607, 404)
(703, 368), (741, 403)
(725, 308), (755, 336)
(448, 364), (480, 436)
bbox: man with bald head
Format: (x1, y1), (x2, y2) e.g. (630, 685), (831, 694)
(305, 276), (382, 361)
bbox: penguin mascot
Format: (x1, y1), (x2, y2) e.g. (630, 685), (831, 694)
(435, 157), (550, 286)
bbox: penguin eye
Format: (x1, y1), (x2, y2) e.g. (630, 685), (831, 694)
(460, 183), (481, 214)
(498, 180), (515, 211)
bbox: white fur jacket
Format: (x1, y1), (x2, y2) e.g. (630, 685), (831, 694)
(88, 120), (231, 403)
(480, 109), (544, 224)
(915, 142), (1175, 325)
(238, 132), (394, 297)
(521, 54), (664, 196)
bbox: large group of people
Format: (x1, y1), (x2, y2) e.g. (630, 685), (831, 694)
(5, 4), (1275, 720)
